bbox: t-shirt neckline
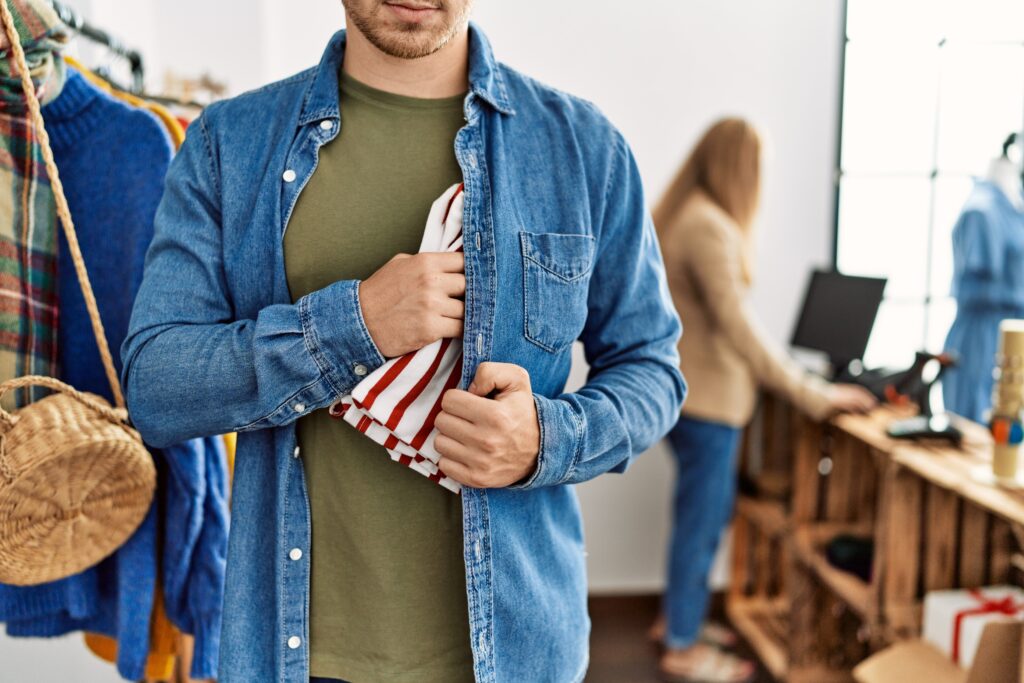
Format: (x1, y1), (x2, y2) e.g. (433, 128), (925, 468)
(340, 70), (466, 112)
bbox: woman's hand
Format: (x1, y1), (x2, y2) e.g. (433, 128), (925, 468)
(827, 383), (878, 414)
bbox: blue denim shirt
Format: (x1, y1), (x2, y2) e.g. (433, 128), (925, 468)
(122, 25), (685, 683)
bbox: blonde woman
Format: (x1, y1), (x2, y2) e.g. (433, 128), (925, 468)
(652, 118), (875, 682)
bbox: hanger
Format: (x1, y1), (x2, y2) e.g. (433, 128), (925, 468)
(50, 0), (144, 94)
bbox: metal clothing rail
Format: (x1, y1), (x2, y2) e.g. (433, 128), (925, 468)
(50, 0), (145, 93)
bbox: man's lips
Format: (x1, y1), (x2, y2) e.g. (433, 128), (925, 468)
(384, 1), (441, 21)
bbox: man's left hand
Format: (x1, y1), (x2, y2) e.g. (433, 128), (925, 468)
(435, 362), (540, 489)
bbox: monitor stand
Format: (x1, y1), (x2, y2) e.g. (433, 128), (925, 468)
(884, 353), (963, 445)
(832, 359), (899, 400)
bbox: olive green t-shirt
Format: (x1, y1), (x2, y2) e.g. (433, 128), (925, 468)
(284, 71), (473, 683)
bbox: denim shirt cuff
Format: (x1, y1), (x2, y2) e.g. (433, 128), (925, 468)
(510, 394), (581, 489)
(298, 279), (385, 396)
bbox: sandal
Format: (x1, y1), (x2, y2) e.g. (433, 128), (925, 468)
(700, 622), (739, 649)
(659, 643), (755, 683)
(648, 617), (740, 650)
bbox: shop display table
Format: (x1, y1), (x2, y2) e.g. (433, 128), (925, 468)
(728, 395), (1023, 682)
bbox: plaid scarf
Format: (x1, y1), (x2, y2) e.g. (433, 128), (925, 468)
(0, 0), (67, 408)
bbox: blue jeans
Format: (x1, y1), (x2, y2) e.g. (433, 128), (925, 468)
(663, 414), (742, 648)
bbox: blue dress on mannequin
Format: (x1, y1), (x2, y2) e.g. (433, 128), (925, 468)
(943, 180), (1024, 423)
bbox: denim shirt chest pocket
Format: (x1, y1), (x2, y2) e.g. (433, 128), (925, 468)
(519, 231), (596, 353)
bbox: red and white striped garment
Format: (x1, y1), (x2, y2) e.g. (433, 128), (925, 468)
(328, 183), (465, 493)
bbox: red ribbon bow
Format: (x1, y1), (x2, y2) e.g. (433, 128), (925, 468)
(951, 589), (1023, 664)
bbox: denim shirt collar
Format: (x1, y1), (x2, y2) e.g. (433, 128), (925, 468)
(465, 22), (515, 115)
(297, 21), (514, 128)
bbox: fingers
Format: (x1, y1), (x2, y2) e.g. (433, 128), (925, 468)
(436, 442), (504, 490)
(441, 389), (495, 424)
(435, 433), (476, 465)
(436, 273), (466, 297)
(418, 252), (464, 274)
(469, 362), (531, 398)
(844, 386), (877, 413)
(436, 454), (476, 487)
(440, 366), (533, 421)
(434, 411), (477, 444)
(436, 296), (465, 320)
(437, 433), (509, 489)
(837, 395), (875, 415)
(433, 316), (464, 340)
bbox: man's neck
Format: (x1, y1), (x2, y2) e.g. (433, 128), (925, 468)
(342, 24), (470, 99)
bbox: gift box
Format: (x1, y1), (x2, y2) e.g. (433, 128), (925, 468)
(922, 586), (1024, 669)
(855, 621), (1024, 683)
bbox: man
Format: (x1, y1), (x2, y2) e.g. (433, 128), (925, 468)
(122, 1), (686, 681)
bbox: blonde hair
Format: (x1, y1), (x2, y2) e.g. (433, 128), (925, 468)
(653, 117), (763, 281)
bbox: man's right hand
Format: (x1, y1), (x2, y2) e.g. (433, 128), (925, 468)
(359, 252), (465, 358)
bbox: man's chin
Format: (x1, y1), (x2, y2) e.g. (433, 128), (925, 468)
(367, 26), (450, 59)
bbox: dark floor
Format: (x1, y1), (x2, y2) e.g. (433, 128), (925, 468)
(586, 594), (774, 683)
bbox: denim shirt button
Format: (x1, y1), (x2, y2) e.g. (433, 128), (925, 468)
(289, 548), (303, 561)
(292, 403), (305, 413)
(473, 540), (482, 561)
(353, 363), (368, 377)
(287, 636), (301, 649)
(293, 446), (301, 458)
(319, 120), (333, 130)
(282, 169), (297, 183)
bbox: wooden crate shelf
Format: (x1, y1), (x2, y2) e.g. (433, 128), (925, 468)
(791, 523), (876, 622)
(735, 496), (788, 537)
(893, 442), (1024, 527)
(726, 597), (789, 680)
(725, 595), (857, 683)
(730, 392), (1024, 681)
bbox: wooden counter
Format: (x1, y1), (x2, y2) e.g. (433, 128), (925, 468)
(727, 396), (1024, 682)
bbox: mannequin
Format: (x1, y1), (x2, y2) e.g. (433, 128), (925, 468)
(943, 131), (1024, 422)
(987, 155), (1024, 211)
(987, 131), (1024, 211)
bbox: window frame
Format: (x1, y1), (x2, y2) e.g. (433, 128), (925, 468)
(831, 0), (1024, 368)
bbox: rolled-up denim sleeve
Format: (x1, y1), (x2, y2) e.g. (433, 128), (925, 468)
(513, 134), (686, 489)
(121, 112), (384, 449)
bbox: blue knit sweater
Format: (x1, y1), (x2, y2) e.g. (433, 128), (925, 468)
(0, 70), (226, 680)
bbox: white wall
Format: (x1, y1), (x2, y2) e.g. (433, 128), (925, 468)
(471, 0), (844, 592)
(2, 1), (842, 679)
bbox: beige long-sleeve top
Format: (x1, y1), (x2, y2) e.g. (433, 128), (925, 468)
(661, 192), (834, 426)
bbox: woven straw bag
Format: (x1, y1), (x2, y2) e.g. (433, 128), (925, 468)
(0, 0), (154, 586)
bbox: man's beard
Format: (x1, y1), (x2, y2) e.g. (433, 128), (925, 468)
(347, 2), (469, 60)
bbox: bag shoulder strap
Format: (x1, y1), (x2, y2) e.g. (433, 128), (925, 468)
(0, 0), (124, 409)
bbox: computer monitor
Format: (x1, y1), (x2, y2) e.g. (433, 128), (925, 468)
(790, 270), (887, 371)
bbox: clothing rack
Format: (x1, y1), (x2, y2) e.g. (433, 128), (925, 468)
(144, 91), (206, 111)
(50, 0), (144, 93)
